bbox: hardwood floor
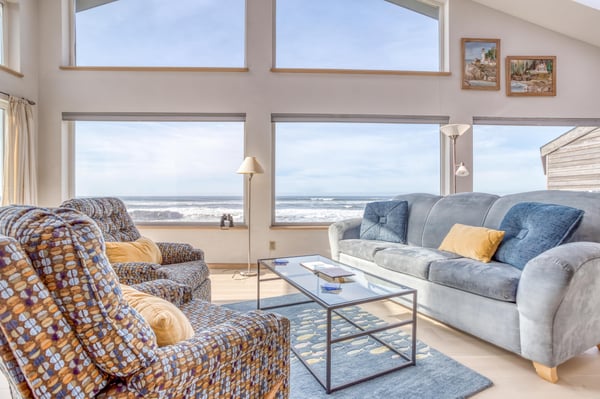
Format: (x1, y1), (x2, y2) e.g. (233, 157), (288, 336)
(1, 265), (598, 398)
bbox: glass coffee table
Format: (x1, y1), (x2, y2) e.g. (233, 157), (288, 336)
(257, 254), (417, 393)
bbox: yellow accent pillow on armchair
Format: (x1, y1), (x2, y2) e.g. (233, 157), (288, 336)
(120, 284), (194, 347)
(105, 236), (163, 264)
(438, 224), (505, 263)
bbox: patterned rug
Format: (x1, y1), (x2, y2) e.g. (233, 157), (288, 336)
(225, 294), (493, 399)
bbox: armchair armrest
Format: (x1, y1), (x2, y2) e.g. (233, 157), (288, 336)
(157, 242), (205, 264)
(517, 241), (600, 367)
(112, 262), (165, 285)
(126, 311), (290, 397)
(129, 279), (192, 307)
(328, 218), (362, 260)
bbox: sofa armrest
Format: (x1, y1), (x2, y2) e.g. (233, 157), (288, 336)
(126, 311), (290, 398)
(517, 241), (600, 367)
(328, 218), (362, 260)
(157, 242), (205, 264)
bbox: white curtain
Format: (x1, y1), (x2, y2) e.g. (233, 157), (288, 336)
(2, 96), (37, 205)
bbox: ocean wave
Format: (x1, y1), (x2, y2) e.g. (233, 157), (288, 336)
(123, 196), (390, 223)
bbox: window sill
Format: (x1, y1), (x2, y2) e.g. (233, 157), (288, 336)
(137, 223), (247, 230)
(60, 66), (249, 73)
(0, 65), (24, 78)
(270, 225), (330, 230)
(271, 67), (451, 77)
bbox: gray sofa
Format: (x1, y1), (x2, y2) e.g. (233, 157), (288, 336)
(328, 190), (600, 383)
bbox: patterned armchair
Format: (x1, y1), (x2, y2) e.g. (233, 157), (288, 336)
(0, 206), (290, 399)
(60, 197), (211, 301)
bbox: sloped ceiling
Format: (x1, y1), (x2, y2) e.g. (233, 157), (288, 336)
(472, 0), (600, 48)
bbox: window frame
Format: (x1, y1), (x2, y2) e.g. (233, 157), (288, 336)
(272, 0), (448, 74)
(0, 0), (5, 66)
(67, 0), (249, 70)
(270, 114), (449, 226)
(64, 112), (247, 226)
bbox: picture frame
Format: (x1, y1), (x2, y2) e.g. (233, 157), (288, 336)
(506, 56), (556, 96)
(461, 38), (500, 90)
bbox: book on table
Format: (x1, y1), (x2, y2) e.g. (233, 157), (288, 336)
(300, 261), (355, 279)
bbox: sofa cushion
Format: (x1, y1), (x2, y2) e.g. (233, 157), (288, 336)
(421, 193), (499, 249)
(0, 206), (158, 377)
(494, 202), (584, 270)
(360, 200), (409, 243)
(438, 224), (505, 263)
(374, 246), (461, 280)
(428, 258), (522, 302)
(338, 239), (407, 261)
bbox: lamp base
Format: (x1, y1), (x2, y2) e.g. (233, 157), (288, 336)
(239, 270), (258, 277)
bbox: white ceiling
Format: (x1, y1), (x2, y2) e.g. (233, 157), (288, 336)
(472, 0), (600, 48)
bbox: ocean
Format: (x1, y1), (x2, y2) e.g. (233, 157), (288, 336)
(121, 195), (392, 224)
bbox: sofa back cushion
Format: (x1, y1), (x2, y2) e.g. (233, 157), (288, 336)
(483, 190), (600, 243)
(391, 193), (442, 246)
(421, 193), (499, 249)
(0, 206), (157, 377)
(0, 235), (109, 398)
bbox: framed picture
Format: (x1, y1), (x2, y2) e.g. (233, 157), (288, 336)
(461, 38), (500, 90)
(506, 56), (556, 96)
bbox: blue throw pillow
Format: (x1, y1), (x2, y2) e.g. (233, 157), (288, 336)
(360, 200), (409, 243)
(494, 202), (584, 270)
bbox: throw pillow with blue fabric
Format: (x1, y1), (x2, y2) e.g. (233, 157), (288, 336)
(360, 200), (409, 243)
(494, 202), (584, 270)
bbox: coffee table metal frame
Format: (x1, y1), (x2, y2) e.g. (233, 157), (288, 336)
(257, 254), (417, 394)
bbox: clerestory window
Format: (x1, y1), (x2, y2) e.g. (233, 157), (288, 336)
(73, 0), (246, 67)
(275, 0), (443, 71)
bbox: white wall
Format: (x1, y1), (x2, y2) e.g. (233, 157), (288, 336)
(35, 0), (600, 263)
(0, 0), (39, 122)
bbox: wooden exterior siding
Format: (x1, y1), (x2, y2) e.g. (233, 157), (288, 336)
(545, 129), (600, 191)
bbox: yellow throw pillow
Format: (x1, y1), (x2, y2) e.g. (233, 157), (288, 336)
(105, 236), (163, 264)
(120, 284), (194, 347)
(438, 224), (505, 263)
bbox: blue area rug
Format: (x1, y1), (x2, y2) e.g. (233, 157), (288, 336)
(225, 294), (493, 399)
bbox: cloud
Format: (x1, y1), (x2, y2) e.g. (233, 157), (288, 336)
(75, 121), (244, 196)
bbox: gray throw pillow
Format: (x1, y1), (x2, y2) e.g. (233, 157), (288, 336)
(494, 202), (584, 270)
(360, 200), (409, 243)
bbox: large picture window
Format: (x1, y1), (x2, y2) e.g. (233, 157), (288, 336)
(74, 0), (246, 67)
(274, 120), (442, 224)
(275, 0), (442, 71)
(473, 124), (574, 195)
(72, 118), (244, 224)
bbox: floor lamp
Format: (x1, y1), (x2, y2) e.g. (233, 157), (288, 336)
(237, 156), (264, 277)
(440, 124), (471, 194)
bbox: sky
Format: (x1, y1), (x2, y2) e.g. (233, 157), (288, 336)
(74, 0), (569, 198)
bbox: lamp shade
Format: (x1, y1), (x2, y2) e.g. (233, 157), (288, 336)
(440, 124), (471, 138)
(237, 156), (264, 175)
(455, 162), (470, 177)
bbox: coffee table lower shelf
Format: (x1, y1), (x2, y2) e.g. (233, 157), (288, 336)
(258, 257), (417, 394)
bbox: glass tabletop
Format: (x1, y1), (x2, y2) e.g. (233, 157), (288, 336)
(258, 254), (415, 309)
